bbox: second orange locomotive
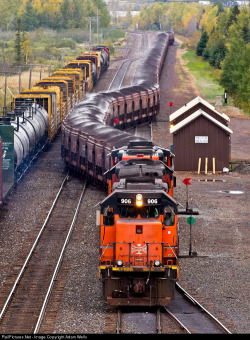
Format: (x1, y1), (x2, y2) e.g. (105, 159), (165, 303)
(98, 141), (179, 307)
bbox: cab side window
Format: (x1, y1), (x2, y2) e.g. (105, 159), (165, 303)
(104, 207), (114, 226)
(163, 207), (175, 226)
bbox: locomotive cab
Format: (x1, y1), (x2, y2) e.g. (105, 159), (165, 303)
(99, 179), (179, 307)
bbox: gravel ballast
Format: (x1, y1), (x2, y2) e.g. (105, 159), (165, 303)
(0, 33), (249, 334)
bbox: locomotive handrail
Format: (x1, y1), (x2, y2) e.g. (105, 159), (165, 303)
(163, 242), (178, 261)
(100, 241), (178, 266)
(100, 241), (131, 262)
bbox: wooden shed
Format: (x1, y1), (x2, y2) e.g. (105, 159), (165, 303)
(170, 108), (233, 172)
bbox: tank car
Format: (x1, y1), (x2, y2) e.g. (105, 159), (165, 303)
(92, 45), (110, 72)
(98, 141), (179, 307)
(2, 102), (49, 176)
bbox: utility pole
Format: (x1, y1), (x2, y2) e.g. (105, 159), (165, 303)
(97, 7), (99, 45)
(87, 17), (96, 48)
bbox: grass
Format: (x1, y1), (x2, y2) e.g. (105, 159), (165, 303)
(0, 67), (52, 113)
(0, 28), (125, 112)
(182, 48), (227, 105)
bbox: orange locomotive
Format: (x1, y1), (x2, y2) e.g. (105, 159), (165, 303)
(98, 141), (179, 306)
(107, 141), (176, 197)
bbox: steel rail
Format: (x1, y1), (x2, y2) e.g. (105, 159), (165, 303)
(108, 58), (140, 91)
(163, 306), (191, 334)
(116, 308), (121, 334)
(176, 283), (232, 334)
(0, 171), (70, 321)
(156, 308), (162, 334)
(34, 181), (87, 333)
(108, 59), (130, 91)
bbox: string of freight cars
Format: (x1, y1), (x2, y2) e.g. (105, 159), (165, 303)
(61, 32), (175, 187)
(0, 46), (110, 203)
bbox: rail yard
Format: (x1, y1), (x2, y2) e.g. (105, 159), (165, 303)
(0, 31), (249, 334)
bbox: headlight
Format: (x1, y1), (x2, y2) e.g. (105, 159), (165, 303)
(136, 194), (143, 207)
(154, 260), (161, 267)
(117, 260), (123, 267)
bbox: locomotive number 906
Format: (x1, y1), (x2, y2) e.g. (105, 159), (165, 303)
(121, 198), (132, 204)
(117, 198), (134, 205)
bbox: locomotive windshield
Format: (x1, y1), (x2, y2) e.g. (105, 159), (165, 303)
(119, 206), (159, 218)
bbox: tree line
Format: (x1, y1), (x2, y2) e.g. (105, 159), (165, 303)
(0, 0), (110, 31)
(133, 2), (249, 113)
(196, 4), (249, 112)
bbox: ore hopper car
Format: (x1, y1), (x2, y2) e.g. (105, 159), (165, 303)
(61, 33), (173, 186)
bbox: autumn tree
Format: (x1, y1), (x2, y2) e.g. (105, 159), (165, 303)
(0, 0), (110, 31)
(0, 0), (19, 30)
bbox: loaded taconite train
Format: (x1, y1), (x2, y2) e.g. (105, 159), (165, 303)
(61, 32), (174, 187)
(60, 31), (178, 306)
(1, 31), (178, 306)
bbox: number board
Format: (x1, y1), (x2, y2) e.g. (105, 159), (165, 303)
(117, 198), (134, 205)
(146, 198), (161, 205)
(117, 198), (161, 205)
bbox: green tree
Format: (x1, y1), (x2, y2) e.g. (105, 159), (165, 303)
(202, 46), (210, 60)
(196, 29), (208, 56)
(220, 38), (249, 107)
(241, 21), (250, 43)
(220, 7), (250, 111)
(208, 38), (227, 69)
(0, 40), (8, 63)
(21, 0), (39, 31)
(0, 0), (19, 30)
(227, 5), (240, 29)
(216, 1), (224, 15)
(14, 18), (22, 66)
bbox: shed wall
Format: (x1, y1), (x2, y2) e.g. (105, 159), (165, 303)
(173, 116), (230, 171)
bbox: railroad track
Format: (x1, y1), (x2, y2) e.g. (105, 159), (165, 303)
(116, 307), (162, 334)
(127, 122), (153, 141)
(0, 173), (87, 333)
(104, 283), (232, 334)
(163, 283), (232, 334)
(109, 32), (149, 91)
(108, 57), (140, 91)
(110, 31), (152, 139)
